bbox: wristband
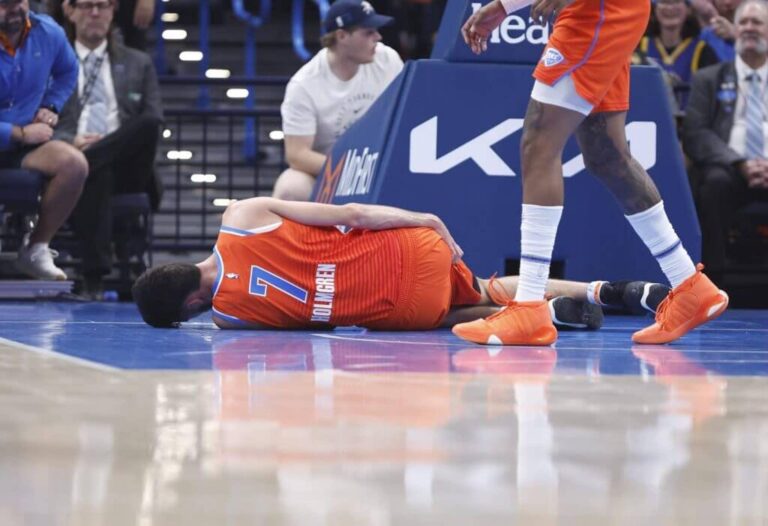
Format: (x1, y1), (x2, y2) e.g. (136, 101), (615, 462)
(499, 0), (533, 14)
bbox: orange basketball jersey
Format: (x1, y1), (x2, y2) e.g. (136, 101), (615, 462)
(213, 219), (420, 329)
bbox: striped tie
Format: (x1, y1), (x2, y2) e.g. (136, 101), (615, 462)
(745, 73), (764, 159)
(84, 52), (109, 135)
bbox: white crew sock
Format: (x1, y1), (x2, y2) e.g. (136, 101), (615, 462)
(515, 204), (563, 302)
(625, 201), (696, 289)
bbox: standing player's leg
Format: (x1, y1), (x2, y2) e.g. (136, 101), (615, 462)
(575, 111), (729, 344)
(451, 95), (588, 346)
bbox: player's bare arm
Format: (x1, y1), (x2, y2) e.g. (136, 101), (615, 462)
(284, 134), (327, 176)
(222, 198), (464, 261)
(461, 0), (508, 54)
(530, 0), (575, 24)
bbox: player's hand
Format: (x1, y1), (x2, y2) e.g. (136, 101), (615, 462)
(709, 15), (736, 40)
(74, 133), (103, 151)
(21, 123), (53, 145)
(133, 0), (155, 29)
(531, 0), (574, 25)
(461, 1), (507, 55)
(428, 214), (464, 263)
(33, 108), (58, 128)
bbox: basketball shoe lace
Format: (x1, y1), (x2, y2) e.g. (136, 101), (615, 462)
(486, 273), (512, 306)
(653, 275), (698, 331)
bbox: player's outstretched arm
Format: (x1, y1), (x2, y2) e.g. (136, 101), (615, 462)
(461, 0), (509, 54)
(222, 198), (464, 261)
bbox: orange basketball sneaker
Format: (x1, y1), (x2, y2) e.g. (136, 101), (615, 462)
(632, 264), (729, 344)
(452, 300), (558, 346)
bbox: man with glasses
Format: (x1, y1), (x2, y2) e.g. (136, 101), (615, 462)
(54, 0), (162, 299)
(0, 0), (87, 280)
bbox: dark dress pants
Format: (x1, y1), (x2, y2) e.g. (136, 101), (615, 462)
(70, 115), (161, 277)
(696, 163), (768, 282)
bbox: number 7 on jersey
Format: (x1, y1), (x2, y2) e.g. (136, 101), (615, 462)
(249, 266), (308, 303)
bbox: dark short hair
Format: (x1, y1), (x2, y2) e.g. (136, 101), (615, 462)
(132, 263), (201, 328)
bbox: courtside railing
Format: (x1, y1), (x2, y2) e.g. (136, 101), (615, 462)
(154, 76), (288, 252)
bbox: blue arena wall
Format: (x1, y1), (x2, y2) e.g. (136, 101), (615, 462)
(312, 1), (700, 284)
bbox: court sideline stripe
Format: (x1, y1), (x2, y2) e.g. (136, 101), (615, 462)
(0, 336), (119, 372)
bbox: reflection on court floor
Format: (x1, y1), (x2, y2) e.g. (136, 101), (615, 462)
(0, 302), (766, 525)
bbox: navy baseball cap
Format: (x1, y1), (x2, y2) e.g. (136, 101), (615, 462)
(323, 0), (394, 33)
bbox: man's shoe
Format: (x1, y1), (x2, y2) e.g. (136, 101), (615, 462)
(549, 297), (603, 330)
(632, 264), (729, 344)
(452, 300), (557, 346)
(15, 243), (67, 280)
(79, 275), (104, 301)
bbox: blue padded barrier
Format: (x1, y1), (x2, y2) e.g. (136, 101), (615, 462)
(312, 60), (700, 283)
(432, 1), (548, 64)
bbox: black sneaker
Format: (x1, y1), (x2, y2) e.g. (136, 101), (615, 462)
(548, 296), (604, 330)
(621, 281), (670, 314)
(599, 280), (671, 314)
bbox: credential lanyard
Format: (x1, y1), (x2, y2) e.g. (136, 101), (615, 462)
(78, 53), (106, 108)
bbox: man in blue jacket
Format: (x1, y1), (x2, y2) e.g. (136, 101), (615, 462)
(0, 0), (87, 280)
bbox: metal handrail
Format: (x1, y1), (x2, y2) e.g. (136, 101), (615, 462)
(197, 0), (211, 107)
(291, 0), (330, 61)
(231, 0), (272, 27)
(153, 0), (166, 74)
(159, 75), (290, 86)
(230, 0), (273, 159)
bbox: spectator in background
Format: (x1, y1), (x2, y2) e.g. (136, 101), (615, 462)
(273, 0), (403, 201)
(0, 0), (88, 280)
(691, 0), (719, 25)
(638, 0), (720, 109)
(114, 0), (153, 50)
(700, 0), (743, 61)
(54, 0), (162, 299)
(683, 0), (768, 284)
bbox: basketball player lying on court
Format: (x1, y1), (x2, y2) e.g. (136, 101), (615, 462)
(132, 198), (669, 330)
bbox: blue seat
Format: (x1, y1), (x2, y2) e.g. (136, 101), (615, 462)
(0, 169), (44, 213)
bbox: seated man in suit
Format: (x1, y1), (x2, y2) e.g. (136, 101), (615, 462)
(683, 0), (768, 284)
(0, 0), (87, 280)
(54, 0), (163, 299)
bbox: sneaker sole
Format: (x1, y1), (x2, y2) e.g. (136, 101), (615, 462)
(452, 327), (557, 346)
(548, 297), (604, 330)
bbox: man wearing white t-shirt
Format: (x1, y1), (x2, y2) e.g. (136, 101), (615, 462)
(274, 0), (403, 201)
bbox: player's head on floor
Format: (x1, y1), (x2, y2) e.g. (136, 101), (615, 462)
(132, 263), (209, 328)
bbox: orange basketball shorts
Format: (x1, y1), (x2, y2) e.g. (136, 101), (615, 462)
(365, 228), (482, 331)
(533, 0), (651, 112)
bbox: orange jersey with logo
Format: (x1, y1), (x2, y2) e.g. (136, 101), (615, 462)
(212, 220), (481, 330)
(212, 219), (481, 330)
(533, 0), (650, 112)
